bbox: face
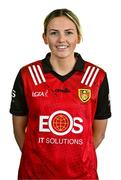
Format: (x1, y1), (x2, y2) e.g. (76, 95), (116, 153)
(43, 16), (80, 59)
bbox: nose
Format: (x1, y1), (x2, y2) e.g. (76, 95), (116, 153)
(58, 33), (66, 42)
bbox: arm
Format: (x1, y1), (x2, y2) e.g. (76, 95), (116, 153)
(92, 119), (108, 149)
(93, 74), (111, 149)
(12, 115), (28, 151)
(10, 71), (28, 151)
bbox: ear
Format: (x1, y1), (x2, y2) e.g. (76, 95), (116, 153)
(77, 36), (81, 44)
(42, 33), (48, 44)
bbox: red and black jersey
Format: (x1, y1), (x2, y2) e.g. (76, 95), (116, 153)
(10, 53), (111, 179)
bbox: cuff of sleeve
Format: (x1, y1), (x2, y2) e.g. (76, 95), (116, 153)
(9, 109), (28, 116)
(94, 113), (112, 120)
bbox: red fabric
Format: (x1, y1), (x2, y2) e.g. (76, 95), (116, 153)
(18, 60), (105, 179)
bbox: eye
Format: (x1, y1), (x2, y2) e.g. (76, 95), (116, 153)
(65, 31), (73, 35)
(49, 31), (58, 35)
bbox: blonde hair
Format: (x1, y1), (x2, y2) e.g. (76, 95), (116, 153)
(43, 8), (82, 40)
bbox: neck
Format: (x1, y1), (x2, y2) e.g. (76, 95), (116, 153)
(50, 54), (76, 76)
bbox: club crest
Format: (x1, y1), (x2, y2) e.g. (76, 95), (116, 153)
(78, 89), (91, 103)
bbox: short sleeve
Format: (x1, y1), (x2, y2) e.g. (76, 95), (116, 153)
(10, 70), (28, 116)
(94, 74), (111, 119)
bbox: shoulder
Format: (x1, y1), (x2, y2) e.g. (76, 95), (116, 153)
(19, 53), (50, 73)
(21, 60), (42, 71)
(84, 60), (105, 73)
(76, 53), (106, 75)
(82, 59), (106, 87)
(18, 59), (47, 86)
(19, 60), (43, 77)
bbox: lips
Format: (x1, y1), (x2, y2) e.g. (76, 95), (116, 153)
(56, 45), (69, 49)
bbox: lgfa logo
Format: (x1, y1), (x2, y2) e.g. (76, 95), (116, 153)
(39, 110), (83, 136)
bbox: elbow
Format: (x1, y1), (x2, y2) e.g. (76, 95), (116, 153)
(98, 132), (106, 144)
(100, 132), (105, 140)
(93, 132), (106, 149)
(101, 132), (106, 141)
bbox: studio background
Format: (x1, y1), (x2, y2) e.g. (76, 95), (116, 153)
(0, 0), (120, 179)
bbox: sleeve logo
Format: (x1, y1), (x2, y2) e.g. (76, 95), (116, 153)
(12, 89), (16, 98)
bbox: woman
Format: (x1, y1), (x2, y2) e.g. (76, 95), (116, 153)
(10, 8), (111, 179)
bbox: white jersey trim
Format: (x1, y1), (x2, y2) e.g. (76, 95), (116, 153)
(28, 65), (46, 85)
(81, 66), (100, 87)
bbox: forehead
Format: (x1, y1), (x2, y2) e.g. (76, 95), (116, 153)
(47, 16), (77, 30)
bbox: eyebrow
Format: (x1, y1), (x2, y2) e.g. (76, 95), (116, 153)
(49, 29), (75, 31)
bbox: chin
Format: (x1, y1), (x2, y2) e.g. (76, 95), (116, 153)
(54, 52), (72, 59)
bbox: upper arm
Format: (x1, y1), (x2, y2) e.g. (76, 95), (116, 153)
(94, 74), (111, 119)
(92, 119), (108, 137)
(10, 70), (28, 116)
(93, 74), (111, 144)
(12, 115), (28, 151)
(12, 115), (28, 132)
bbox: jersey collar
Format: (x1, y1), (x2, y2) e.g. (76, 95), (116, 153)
(42, 52), (85, 73)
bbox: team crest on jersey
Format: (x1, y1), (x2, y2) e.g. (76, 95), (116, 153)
(78, 89), (91, 103)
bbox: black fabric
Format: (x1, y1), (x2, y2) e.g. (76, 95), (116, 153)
(10, 71), (28, 116)
(94, 74), (111, 119)
(41, 52), (84, 81)
(42, 52), (84, 72)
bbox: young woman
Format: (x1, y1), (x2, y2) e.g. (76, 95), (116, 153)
(10, 8), (111, 179)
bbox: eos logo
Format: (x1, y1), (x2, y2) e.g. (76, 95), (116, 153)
(39, 110), (83, 136)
